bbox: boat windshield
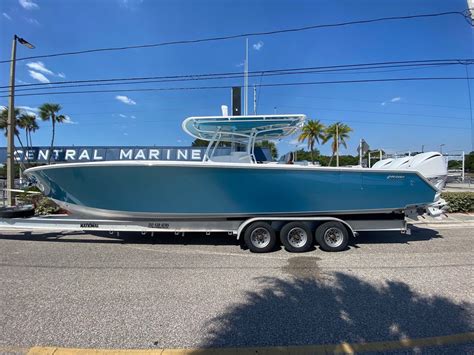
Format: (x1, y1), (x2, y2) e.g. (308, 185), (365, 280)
(182, 114), (306, 163)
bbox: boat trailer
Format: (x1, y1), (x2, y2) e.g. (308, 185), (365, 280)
(0, 213), (410, 253)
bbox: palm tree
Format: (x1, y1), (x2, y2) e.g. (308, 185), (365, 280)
(297, 119), (326, 164)
(0, 107), (26, 150)
(324, 122), (352, 166)
(18, 113), (39, 150)
(39, 103), (66, 164)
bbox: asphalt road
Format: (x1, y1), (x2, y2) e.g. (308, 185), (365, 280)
(0, 226), (473, 353)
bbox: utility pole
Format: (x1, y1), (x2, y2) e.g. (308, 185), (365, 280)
(6, 35), (34, 206)
(336, 124), (339, 167)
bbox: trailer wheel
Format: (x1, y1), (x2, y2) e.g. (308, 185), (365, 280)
(0, 205), (35, 218)
(244, 222), (276, 253)
(315, 221), (349, 252)
(280, 222), (313, 253)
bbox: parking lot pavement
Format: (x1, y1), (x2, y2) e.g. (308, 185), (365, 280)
(0, 226), (473, 353)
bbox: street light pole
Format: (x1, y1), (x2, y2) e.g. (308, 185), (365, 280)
(6, 35), (34, 206)
(6, 36), (18, 206)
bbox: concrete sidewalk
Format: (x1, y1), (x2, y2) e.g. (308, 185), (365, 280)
(411, 213), (474, 229)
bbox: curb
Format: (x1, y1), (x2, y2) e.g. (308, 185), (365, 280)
(22, 332), (474, 355)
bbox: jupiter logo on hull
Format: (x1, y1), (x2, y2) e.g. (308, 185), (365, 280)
(387, 175), (405, 179)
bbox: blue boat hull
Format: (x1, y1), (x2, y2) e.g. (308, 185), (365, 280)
(25, 162), (438, 219)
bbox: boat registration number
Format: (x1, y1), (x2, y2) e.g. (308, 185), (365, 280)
(148, 222), (170, 229)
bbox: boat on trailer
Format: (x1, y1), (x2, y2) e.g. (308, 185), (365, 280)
(1, 113), (447, 253)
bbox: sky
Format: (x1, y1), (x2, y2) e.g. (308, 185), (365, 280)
(0, 0), (473, 157)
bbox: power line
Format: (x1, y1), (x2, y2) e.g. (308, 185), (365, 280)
(279, 104), (470, 121)
(2, 76), (472, 98)
(271, 93), (470, 110)
(2, 62), (467, 94)
(35, 116), (467, 131)
(0, 10), (471, 64)
(2, 58), (469, 91)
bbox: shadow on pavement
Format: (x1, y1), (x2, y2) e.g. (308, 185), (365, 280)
(0, 226), (443, 250)
(198, 258), (473, 350)
(0, 230), (241, 246)
(352, 226), (442, 246)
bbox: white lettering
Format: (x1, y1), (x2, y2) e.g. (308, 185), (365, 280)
(120, 149), (133, 160)
(192, 149), (202, 160)
(65, 150), (76, 160)
(134, 149), (146, 159)
(14, 150), (23, 161)
(53, 149), (61, 159)
(177, 149), (188, 160)
(149, 149), (160, 160)
(78, 150), (90, 160)
(38, 149), (49, 161)
(93, 150), (103, 160)
(166, 149), (171, 160)
(26, 150), (35, 161)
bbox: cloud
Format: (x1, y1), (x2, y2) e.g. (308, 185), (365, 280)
(381, 96), (402, 106)
(28, 70), (50, 83)
(253, 41), (264, 51)
(3, 13), (12, 20)
(16, 79), (30, 84)
(25, 17), (40, 25)
(119, 0), (143, 8)
(63, 116), (77, 125)
(26, 62), (67, 79)
(235, 61), (245, 68)
(123, 132), (129, 136)
(130, 115), (136, 119)
(18, 105), (38, 115)
(119, 114), (127, 118)
(19, 0), (39, 10)
(115, 95), (136, 105)
(26, 62), (54, 75)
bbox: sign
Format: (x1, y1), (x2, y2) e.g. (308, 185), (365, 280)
(0, 146), (270, 163)
(357, 139), (370, 155)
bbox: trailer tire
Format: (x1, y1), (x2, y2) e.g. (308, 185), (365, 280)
(244, 222), (276, 253)
(280, 222), (313, 253)
(315, 221), (349, 252)
(0, 205), (35, 218)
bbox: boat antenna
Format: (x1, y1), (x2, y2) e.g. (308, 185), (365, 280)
(244, 38), (249, 116)
(253, 85), (257, 114)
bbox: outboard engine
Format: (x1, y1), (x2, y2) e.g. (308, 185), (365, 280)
(371, 158), (394, 168)
(407, 152), (447, 190)
(386, 156), (413, 169)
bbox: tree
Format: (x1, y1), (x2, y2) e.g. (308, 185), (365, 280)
(39, 103), (66, 164)
(256, 140), (278, 160)
(0, 107), (26, 150)
(324, 122), (353, 166)
(18, 113), (39, 149)
(465, 151), (474, 172)
(297, 120), (326, 164)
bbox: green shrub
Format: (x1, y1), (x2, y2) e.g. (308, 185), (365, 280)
(17, 187), (61, 215)
(441, 192), (474, 213)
